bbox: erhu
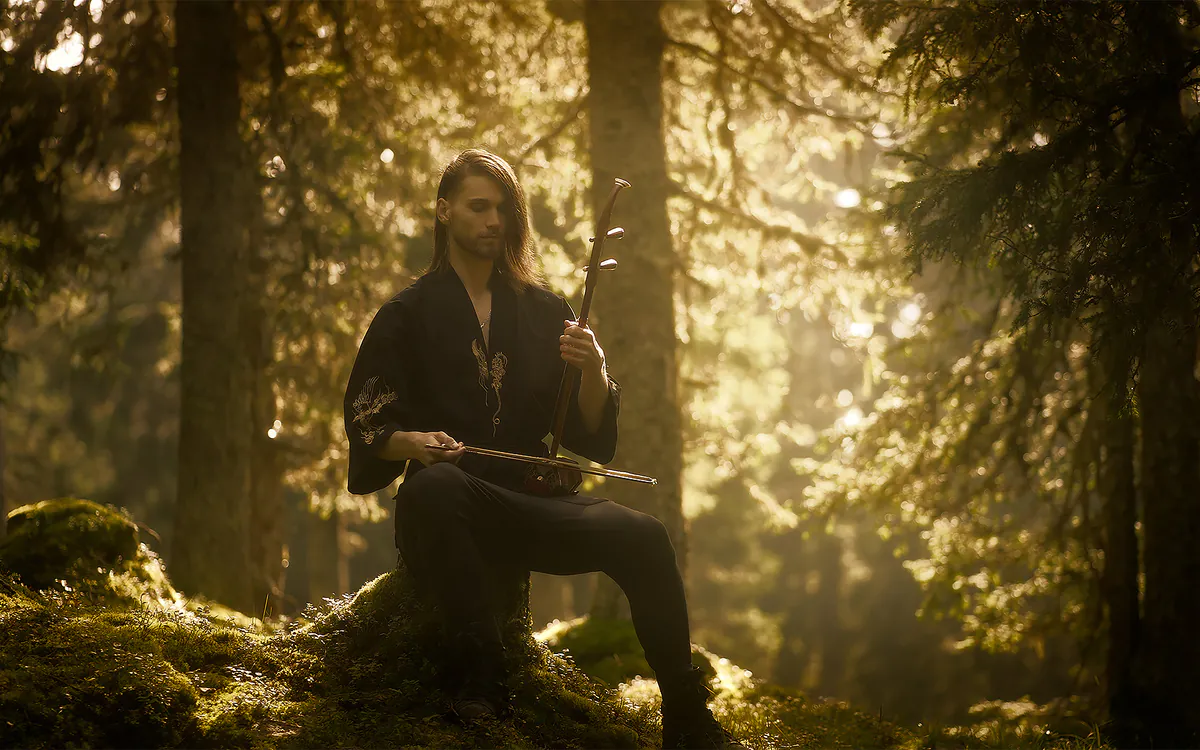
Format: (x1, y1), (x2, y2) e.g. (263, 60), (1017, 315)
(428, 177), (656, 496)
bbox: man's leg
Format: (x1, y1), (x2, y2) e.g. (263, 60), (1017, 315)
(395, 466), (694, 680)
(494, 493), (744, 749)
(511, 497), (695, 682)
(393, 462), (523, 720)
(394, 466), (743, 745)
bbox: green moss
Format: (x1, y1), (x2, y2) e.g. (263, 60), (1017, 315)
(0, 499), (1114, 750)
(0, 559), (660, 749)
(0, 498), (176, 606)
(0, 588), (197, 747)
(536, 615), (717, 687)
(266, 569), (660, 749)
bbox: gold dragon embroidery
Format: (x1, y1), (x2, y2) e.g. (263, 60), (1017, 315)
(471, 340), (507, 436)
(472, 340), (489, 392)
(489, 352), (507, 434)
(352, 376), (397, 445)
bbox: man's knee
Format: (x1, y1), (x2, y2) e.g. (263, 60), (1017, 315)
(409, 461), (467, 488)
(623, 512), (677, 564)
(397, 462), (472, 526)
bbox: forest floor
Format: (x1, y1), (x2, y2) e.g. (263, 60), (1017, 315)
(0, 498), (1112, 750)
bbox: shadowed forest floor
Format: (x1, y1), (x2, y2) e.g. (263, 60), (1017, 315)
(0, 499), (1111, 749)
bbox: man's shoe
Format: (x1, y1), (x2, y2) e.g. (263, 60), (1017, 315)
(447, 620), (507, 723)
(661, 709), (748, 749)
(450, 688), (500, 722)
(660, 667), (749, 749)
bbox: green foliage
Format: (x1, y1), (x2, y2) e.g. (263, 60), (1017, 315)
(805, 308), (1102, 653)
(0, 501), (658, 749)
(536, 615), (717, 688)
(804, 2), (1200, 740)
(0, 586), (201, 749)
(0, 0), (174, 320)
(0, 498), (1117, 749)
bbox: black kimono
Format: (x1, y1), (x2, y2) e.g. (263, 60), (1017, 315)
(341, 265), (697, 699)
(343, 266), (621, 496)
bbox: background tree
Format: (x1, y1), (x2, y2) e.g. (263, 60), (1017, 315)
(171, 0), (255, 613)
(807, 0), (1200, 742)
(0, 0), (179, 540)
(582, 0), (684, 619)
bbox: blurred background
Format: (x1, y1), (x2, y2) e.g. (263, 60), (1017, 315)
(3, 0), (1198, 736)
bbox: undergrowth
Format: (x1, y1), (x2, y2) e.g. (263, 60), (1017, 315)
(0, 498), (1112, 749)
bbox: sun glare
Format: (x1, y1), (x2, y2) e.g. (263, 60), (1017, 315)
(40, 30), (85, 72)
(847, 321), (874, 338)
(841, 406), (864, 429)
(834, 188), (861, 208)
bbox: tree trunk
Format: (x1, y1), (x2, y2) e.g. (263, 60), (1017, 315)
(171, 0), (254, 613)
(814, 531), (847, 698)
(1126, 4), (1200, 744)
(584, 0), (683, 621)
(246, 157), (284, 619)
(1096, 334), (1139, 728)
(0, 404), (7, 541)
(1135, 254), (1200, 746)
(1135, 272), (1200, 745)
(307, 507), (349, 600)
(530, 572), (574, 629)
(249, 432), (285, 617)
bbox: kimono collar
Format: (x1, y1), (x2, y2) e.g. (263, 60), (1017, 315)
(419, 265), (515, 348)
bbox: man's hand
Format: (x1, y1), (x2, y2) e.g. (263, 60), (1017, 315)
(414, 431), (466, 466)
(381, 430), (465, 465)
(563, 320), (611, 434)
(561, 320), (606, 380)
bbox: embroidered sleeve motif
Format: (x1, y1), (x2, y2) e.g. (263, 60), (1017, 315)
(352, 376), (398, 445)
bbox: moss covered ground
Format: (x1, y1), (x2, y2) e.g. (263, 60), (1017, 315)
(0, 499), (1112, 749)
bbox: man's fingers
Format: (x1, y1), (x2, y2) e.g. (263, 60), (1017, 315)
(561, 332), (595, 350)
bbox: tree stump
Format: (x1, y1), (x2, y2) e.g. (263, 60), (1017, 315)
(300, 556), (535, 696)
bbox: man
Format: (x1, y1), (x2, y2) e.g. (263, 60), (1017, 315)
(343, 149), (745, 749)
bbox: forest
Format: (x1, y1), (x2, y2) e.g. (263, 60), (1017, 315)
(1, 1), (1198, 748)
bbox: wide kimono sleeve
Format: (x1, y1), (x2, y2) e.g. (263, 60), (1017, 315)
(559, 298), (622, 464)
(344, 301), (412, 495)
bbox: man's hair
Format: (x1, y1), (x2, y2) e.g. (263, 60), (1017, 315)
(430, 148), (543, 292)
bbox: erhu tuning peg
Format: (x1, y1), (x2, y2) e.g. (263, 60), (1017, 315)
(588, 227), (625, 243)
(582, 258), (618, 272)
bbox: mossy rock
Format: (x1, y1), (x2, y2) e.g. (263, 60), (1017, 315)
(277, 565), (654, 748)
(537, 615), (717, 688)
(0, 500), (934, 749)
(0, 497), (176, 606)
(0, 562), (659, 749)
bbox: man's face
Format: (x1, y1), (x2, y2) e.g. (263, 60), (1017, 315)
(437, 174), (507, 262)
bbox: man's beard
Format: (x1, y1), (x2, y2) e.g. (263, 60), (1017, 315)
(461, 233), (505, 261)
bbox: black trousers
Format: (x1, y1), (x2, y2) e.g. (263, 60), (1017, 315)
(394, 461), (693, 683)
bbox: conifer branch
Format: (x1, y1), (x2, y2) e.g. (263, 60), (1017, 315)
(513, 92), (589, 166)
(666, 179), (831, 256)
(986, 233), (1066, 277)
(664, 37), (866, 126)
(755, 0), (873, 92)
